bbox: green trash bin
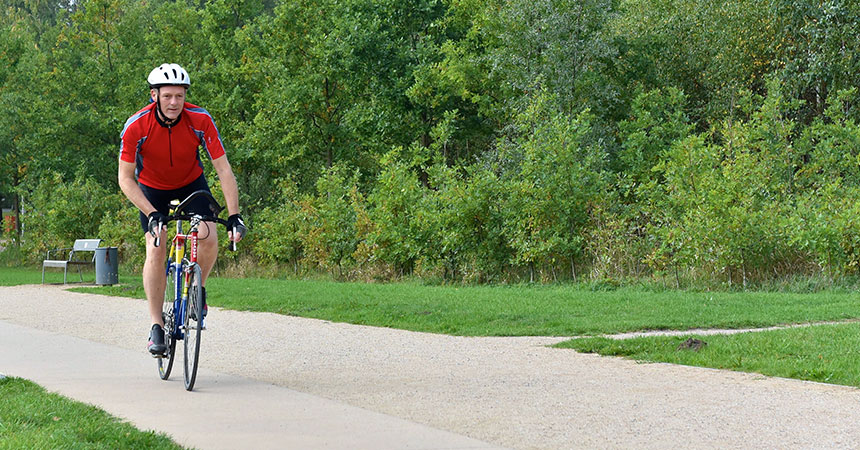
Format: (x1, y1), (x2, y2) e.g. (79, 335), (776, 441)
(95, 247), (118, 285)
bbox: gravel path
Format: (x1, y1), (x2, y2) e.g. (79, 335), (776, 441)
(3, 284), (860, 449)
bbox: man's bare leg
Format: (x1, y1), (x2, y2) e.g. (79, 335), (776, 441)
(143, 230), (168, 326)
(196, 221), (219, 284)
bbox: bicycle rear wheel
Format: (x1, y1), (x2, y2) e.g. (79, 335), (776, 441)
(158, 265), (177, 380)
(183, 263), (204, 391)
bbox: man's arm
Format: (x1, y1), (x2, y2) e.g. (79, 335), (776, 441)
(211, 154), (242, 241)
(118, 160), (157, 216)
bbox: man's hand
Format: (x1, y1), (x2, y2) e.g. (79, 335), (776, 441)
(147, 211), (167, 239)
(226, 214), (247, 241)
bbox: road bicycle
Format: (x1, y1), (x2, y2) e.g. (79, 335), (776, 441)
(155, 190), (236, 391)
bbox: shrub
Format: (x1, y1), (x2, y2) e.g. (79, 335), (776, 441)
(313, 165), (365, 275)
(251, 179), (304, 270)
(21, 172), (124, 262)
(367, 149), (431, 276)
(96, 203), (145, 267)
(499, 95), (606, 281)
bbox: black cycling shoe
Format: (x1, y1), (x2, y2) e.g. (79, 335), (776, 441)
(148, 324), (167, 355)
(190, 287), (207, 321)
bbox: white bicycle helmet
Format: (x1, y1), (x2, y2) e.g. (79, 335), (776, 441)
(148, 63), (190, 88)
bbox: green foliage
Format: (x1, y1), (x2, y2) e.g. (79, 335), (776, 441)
(617, 87), (693, 188)
(251, 179), (304, 268)
(480, 0), (619, 117)
(499, 93), (606, 280)
(612, 87), (695, 277)
(312, 165), (365, 272)
(368, 149), (431, 276)
(774, 0), (860, 122)
(4, 0), (860, 285)
(21, 172), (125, 262)
(96, 203), (144, 266)
(456, 164), (514, 282)
(0, 246), (27, 268)
(610, 0), (781, 124)
(251, 169), (369, 277)
(423, 161), (468, 279)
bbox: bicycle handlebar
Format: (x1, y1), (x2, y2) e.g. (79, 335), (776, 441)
(173, 190), (225, 217)
(153, 190), (237, 251)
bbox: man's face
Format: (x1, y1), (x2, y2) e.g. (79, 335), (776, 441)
(151, 85), (186, 120)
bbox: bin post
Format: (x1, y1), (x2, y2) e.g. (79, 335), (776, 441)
(95, 247), (118, 285)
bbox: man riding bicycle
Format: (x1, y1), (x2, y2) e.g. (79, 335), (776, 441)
(118, 63), (247, 355)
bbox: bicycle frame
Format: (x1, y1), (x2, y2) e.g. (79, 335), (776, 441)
(165, 214), (204, 340)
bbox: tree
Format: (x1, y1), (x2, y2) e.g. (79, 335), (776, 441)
(609, 0), (781, 127)
(773, 0), (860, 122)
(500, 93), (605, 281)
(0, 5), (52, 239)
(480, 0), (619, 118)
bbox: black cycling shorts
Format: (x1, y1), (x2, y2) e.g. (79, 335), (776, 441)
(138, 174), (217, 233)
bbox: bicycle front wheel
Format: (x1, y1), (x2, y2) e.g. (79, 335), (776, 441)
(158, 265), (177, 380)
(183, 263), (204, 391)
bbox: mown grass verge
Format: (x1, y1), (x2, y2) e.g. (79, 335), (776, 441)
(62, 273), (860, 337)
(0, 266), (96, 286)
(9, 266), (860, 386)
(556, 323), (860, 387)
(0, 376), (184, 449)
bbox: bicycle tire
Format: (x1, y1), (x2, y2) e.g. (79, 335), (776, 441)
(183, 263), (204, 391)
(158, 265), (178, 380)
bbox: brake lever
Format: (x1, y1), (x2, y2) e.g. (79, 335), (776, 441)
(153, 220), (164, 248)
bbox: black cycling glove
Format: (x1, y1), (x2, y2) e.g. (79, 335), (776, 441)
(147, 211), (167, 238)
(227, 213), (247, 240)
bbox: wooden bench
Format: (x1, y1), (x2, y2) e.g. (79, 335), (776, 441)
(42, 239), (102, 284)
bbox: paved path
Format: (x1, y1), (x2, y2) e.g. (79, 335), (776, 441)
(0, 321), (500, 449)
(3, 284), (860, 449)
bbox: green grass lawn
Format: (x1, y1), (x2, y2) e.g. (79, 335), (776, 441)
(1, 265), (97, 285)
(557, 323), (860, 387)
(4, 264), (859, 336)
(74, 275), (860, 337)
(0, 376), (184, 449)
(7, 265), (860, 386)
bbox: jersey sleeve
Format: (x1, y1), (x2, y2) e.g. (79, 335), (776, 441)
(202, 117), (226, 160)
(187, 105), (226, 160)
(119, 110), (146, 163)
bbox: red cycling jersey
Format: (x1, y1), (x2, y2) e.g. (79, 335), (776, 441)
(119, 102), (226, 190)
